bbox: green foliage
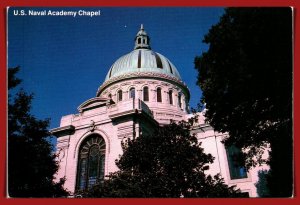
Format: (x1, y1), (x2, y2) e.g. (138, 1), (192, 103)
(195, 8), (292, 197)
(8, 67), (69, 197)
(80, 121), (242, 198)
(255, 170), (271, 197)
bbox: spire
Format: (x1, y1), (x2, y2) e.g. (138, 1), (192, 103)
(134, 24), (151, 50)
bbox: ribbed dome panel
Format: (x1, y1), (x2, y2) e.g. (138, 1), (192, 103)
(105, 49), (181, 81)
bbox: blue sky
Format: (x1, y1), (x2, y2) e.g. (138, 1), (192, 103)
(8, 7), (224, 133)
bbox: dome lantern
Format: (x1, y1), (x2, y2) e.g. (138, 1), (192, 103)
(134, 24), (151, 49)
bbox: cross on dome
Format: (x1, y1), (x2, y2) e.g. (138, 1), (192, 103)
(134, 24), (151, 49)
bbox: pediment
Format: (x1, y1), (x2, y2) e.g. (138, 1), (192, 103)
(77, 97), (113, 113)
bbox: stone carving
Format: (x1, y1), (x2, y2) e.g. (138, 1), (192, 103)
(89, 120), (96, 132)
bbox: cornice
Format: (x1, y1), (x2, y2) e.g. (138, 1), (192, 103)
(50, 125), (75, 137)
(96, 72), (190, 100)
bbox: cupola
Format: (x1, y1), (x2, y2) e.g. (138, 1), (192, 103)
(134, 24), (151, 49)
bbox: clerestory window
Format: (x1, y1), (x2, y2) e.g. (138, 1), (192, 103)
(129, 87), (135, 99)
(157, 87), (162, 102)
(143, 86), (149, 102)
(168, 90), (173, 105)
(118, 90), (122, 101)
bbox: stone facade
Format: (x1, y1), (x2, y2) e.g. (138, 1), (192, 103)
(51, 25), (268, 197)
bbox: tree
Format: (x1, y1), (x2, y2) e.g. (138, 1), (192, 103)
(194, 8), (292, 197)
(255, 170), (271, 197)
(8, 67), (69, 197)
(79, 120), (242, 198)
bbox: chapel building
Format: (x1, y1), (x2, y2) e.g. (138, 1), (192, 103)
(51, 25), (268, 197)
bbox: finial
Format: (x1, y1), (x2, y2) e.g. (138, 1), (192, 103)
(141, 24), (144, 30)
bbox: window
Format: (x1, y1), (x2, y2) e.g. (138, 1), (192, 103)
(117, 90), (122, 101)
(178, 93), (182, 108)
(143, 86), (149, 102)
(168, 90), (173, 105)
(129, 87), (135, 99)
(226, 145), (247, 180)
(138, 38), (141, 44)
(108, 93), (112, 99)
(157, 87), (162, 102)
(76, 135), (106, 190)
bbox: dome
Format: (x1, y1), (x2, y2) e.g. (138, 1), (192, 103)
(104, 49), (182, 81)
(104, 25), (182, 82)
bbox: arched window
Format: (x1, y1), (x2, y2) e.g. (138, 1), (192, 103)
(168, 90), (173, 105)
(76, 134), (106, 190)
(178, 93), (182, 108)
(117, 90), (122, 102)
(157, 87), (162, 102)
(129, 87), (135, 99)
(143, 86), (149, 102)
(138, 38), (141, 44)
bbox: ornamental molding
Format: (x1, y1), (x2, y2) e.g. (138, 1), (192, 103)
(109, 85), (119, 90)
(147, 81), (159, 84)
(133, 81), (146, 84)
(77, 97), (111, 113)
(97, 72), (190, 99)
(73, 128), (111, 159)
(161, 82), (170, 86)
(120, 82), (132, 86)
